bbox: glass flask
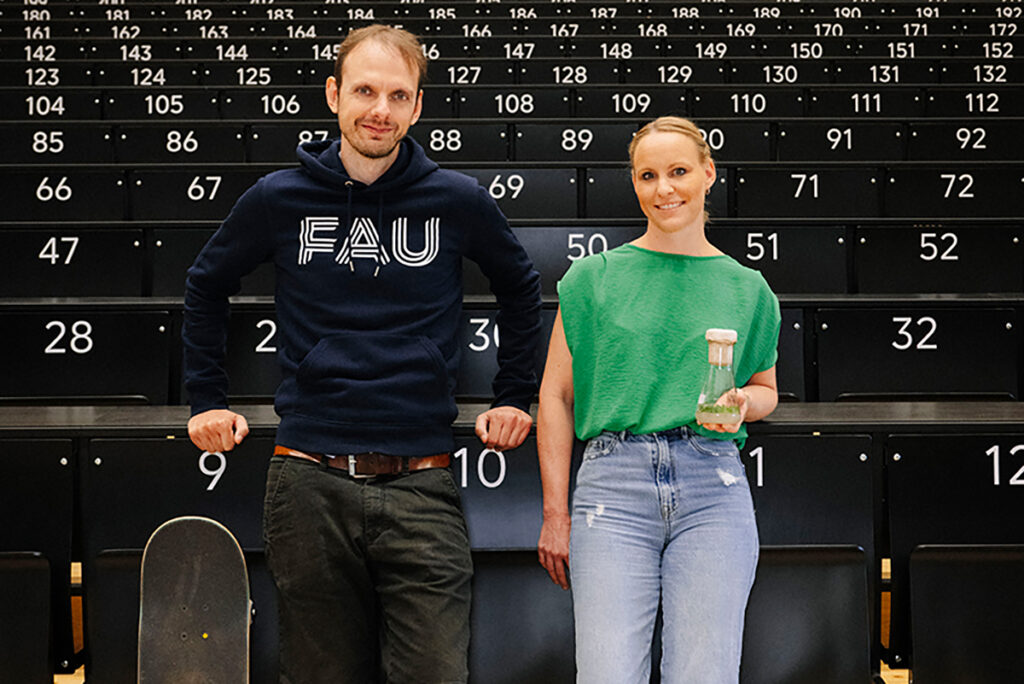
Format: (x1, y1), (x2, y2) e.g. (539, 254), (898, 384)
(695, 328), (742, 425)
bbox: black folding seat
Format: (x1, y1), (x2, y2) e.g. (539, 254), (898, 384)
(710, 225), (848, 294)
(855, 224), (1023, 294)
(451, 433), (555, 549)
(0, 310), (172, 404)
(114, 123), (247, 163)
(949, 36), (1022, 59)
(415, 36), (478, 60)
(829, 58), (940, 85)
(247, 123), (334, 164)
(455, 308), (555, 402)
(872, 17), (963, 36)
(734, 167), (881, 218)
(690, 86), (805, 118)
(493, 225), (645, 296)
(180, 37), (281, 61)
(457, 86), (572, 118)
(218, 85), (325, 120)
(6, 88), (104, 120)
(814, 306), (1018, 401)
(0, 228), (144, 297)
(909, 545), (1024, 683)
(777, 121), (906, 162)
(103, 87), (221, 120)
(513, 122), (634, 163)
(468, 36), (568, 60)
(79, 435), (278, 682)
(91, 60), (202, 87)
(882, 165), (1024, 218)
(459, 168), (578, 219)
(906, 120), (1024, 161)
(573, 86), (685, 118)
(409, 122), (510, 162)
(0, 439), (75, 676)
(222, 307), (283, 400)
(428, 58), (517, 87)
(469, 550), (575, 684)
(886, 434), (1024, 667)
(198, 60), (310, 87)
(151, 228), (275, 297)
(728, 59), (831, 84)
(741, 547), (872, 684)
(760, 36), (855, 59)
(937, 58), (1018, 85)
(4, 60), (96, 87)
(621, 58), (725, 85)
(73, 37), (186, 61)
(924, 86), (1023, 117)
(0, 553), (51, 683)
(518, 58), (622, 86)
(3, 122), (115, 164)
(127, 167), (267, 221)
(775, 309), (806, 402)
(667, 37), (766, 61)
(852, 37), (952, 59)
(693, 121), (772, 163)
(807, 86), (926, 117)
(564, 36), (664, 59)
(0, 169), (126, 222)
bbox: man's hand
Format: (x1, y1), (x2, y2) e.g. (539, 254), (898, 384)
(475, 406), (532, 451)
(538, 513), (571, 590)
(188, 409), (249, 453)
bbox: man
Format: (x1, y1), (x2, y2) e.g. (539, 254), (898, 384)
(183, 25), (542, 683)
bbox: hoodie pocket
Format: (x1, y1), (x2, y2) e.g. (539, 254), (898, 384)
(294, 333), (452, 427)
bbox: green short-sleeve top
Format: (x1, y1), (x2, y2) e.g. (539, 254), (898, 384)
(557, 244), (781, 446)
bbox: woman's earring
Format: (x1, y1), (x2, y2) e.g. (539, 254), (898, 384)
(705, 186), (712, 196)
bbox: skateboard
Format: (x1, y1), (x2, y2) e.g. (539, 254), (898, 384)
(138, 516), (251, 684)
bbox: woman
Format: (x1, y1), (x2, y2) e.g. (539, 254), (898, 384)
(537, 116), (781, 683)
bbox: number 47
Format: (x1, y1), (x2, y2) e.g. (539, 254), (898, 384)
(39, 236), (79, 265)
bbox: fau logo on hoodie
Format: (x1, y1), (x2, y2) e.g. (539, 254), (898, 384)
(298, 215), (441, 273)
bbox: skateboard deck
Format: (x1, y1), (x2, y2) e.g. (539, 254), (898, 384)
(138, 516), (250, 684)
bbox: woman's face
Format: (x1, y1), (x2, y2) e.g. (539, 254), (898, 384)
(631, 130), (716, 235)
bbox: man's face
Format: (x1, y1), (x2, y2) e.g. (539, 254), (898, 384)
(326, 40), (423, 161)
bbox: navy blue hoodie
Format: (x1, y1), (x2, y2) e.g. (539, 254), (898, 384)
(183, 137), (542, 456)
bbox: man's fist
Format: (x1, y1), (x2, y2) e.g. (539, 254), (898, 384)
(475, 406), (532, 451)
(188, 409), (249, 453)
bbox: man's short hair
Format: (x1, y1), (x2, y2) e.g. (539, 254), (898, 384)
(333, 25), (428, 90)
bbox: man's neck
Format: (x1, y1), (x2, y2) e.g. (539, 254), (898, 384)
(339, 141), (399, 186)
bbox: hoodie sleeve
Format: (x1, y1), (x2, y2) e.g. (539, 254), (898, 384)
(462, 185), (543, 413)
(182, 178), (275, 415)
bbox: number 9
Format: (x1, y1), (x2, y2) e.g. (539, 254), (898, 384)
(199, 451), (227, 491)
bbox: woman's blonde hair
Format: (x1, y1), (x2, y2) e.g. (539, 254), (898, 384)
(628, 116), (713, 172)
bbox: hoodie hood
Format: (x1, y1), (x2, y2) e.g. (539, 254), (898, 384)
(296, 135), (439, 192)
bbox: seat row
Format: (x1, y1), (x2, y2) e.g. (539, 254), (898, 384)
(7, 119), (1024, 164)
(2, 404), (1023, 678)
(7, 16), (1023, 39)
(8, 56), (1022, 87)
(10, 0), (1022, 21)
(3, 163), (1022, 221)
(7, 34), (1023, 60)
(9, 84), (1022, 120)
(0, 296), (1019, 405)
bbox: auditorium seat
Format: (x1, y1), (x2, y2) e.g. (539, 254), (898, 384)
(906, 120), (1024, 161)
(0, 169), (126, 221)
(458, 86), (573, 118)
(460, 168), (578, 219)
(114, 123), (248, 164)
(815, 307), (1018, 401)
(151, 228), (275, 297)
(3, 122), (116, 164)
(127, 167), (266, 221)
(0, 439), (75, 675)
(909, 545), (1024, 684)
(0, 552), (52, 684)
(734, 167), (881, 218)
(103, 87), (221, 120)
(710, 225), (848, 293)
(410, 122), (510, 163)
(513, 122), (634, 163)
(777, 121), (907, 162)
(886, 434), (1024, 667)
(741, 546), (872, 684)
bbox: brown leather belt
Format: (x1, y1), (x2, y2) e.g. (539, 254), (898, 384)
(274, 445), (450, 478)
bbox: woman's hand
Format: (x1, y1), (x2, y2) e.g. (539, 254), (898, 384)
(697, 388), (748, 434)
(538, 512), (572, 590)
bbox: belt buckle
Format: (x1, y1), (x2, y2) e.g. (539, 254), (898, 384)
(347, 454), (375, 479)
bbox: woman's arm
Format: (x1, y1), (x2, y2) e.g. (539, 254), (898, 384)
(537, 308), (575, 589)
(699, 366), (779, 434)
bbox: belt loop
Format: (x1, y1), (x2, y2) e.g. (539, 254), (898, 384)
(401, 456), (410, 476)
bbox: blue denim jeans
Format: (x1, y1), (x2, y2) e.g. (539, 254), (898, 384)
(263, 455), (472, 684)
(569, 428), (759, 684)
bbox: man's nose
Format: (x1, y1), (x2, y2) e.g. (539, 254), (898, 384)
(369, 93), (390, 118)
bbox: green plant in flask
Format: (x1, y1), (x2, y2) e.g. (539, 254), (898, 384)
(695, 328), (741, 425)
